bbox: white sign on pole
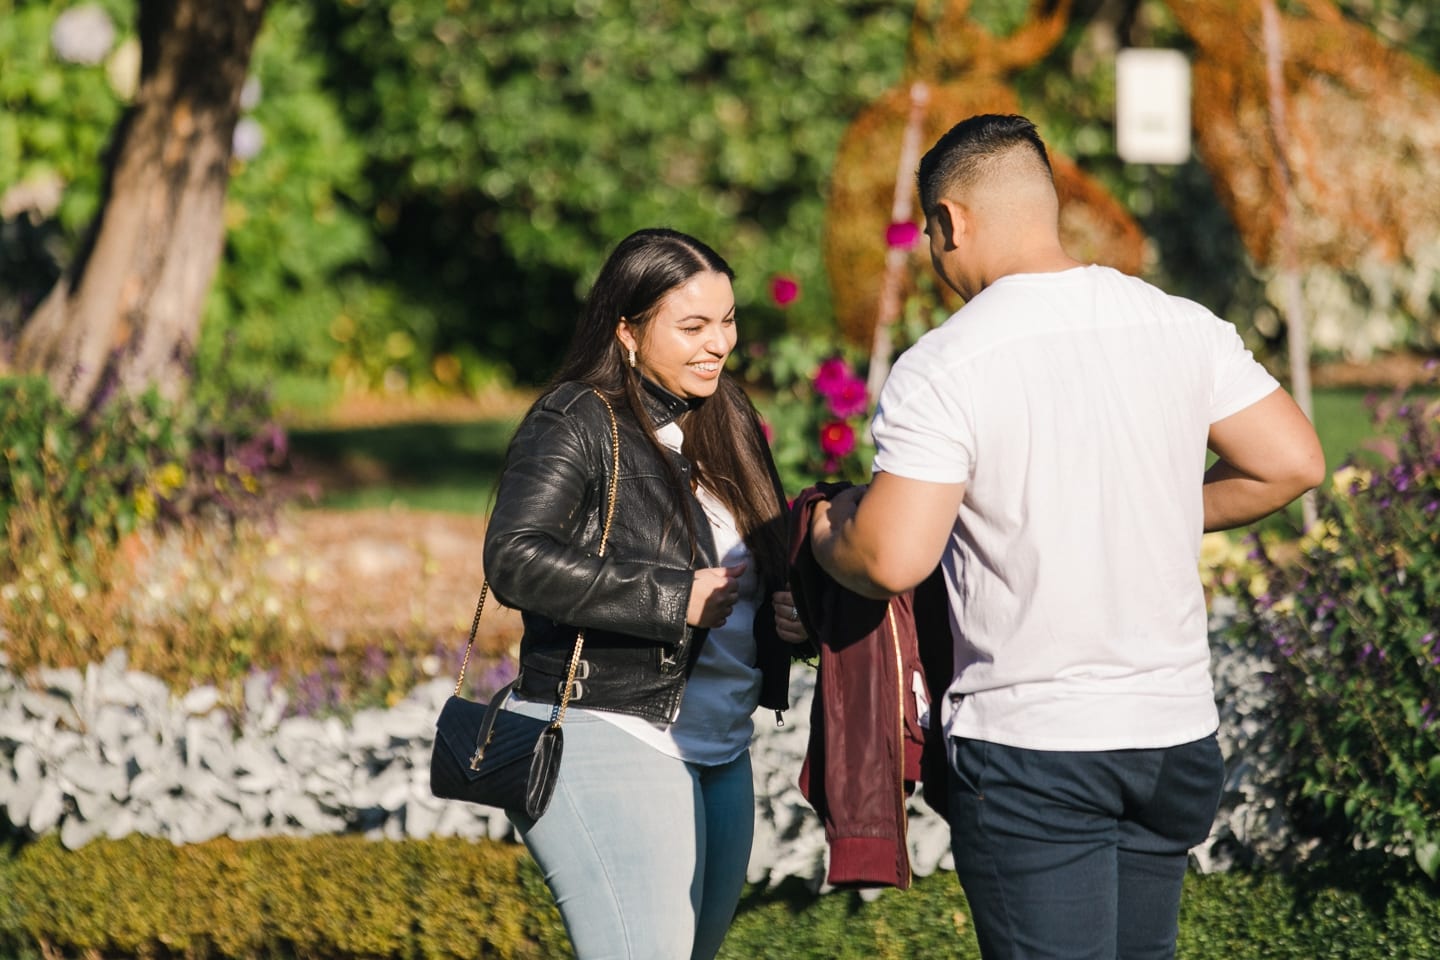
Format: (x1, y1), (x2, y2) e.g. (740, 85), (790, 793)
(1116, 48), (1192, 164)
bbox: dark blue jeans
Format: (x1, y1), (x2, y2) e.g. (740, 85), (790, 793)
(947, 733), (1224, 960)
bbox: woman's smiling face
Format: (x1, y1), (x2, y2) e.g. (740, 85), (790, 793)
(617, 270), (737, 400)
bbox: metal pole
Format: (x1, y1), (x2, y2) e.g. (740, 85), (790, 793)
(867, 81), (930, 405)
(1261, 0), (1319, 529)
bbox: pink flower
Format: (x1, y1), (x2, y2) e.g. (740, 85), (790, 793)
(885, 221), (921, 249)
(760, 419), (775, 444)
(819, 420), (856, 458)
(770, 275), (799, 307)
(813, 357), (851, 398)
(826, 374), (868, 418)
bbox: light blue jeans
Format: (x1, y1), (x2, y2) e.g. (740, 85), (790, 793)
(504, 696), (755, 960)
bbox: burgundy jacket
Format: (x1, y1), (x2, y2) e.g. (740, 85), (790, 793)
(789, 483), (952, 890)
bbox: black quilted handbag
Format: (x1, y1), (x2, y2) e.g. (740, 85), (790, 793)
(429, 389), (620, 820)
(430, 676), (564, 819)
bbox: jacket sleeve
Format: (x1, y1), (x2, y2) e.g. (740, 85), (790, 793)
(482, 398), (693, 645)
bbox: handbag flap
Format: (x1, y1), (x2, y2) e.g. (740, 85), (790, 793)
(434, 695), (544, 785)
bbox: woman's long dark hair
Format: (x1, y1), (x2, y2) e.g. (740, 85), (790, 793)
(545, 228), (788, 589)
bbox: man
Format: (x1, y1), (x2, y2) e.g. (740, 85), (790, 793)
(809, 114), (1324, 959)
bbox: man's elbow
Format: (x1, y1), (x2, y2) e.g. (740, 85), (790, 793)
(863, 554), (932, 598)
(1291, 438), (1328, 493)
(1274, 440), (1327, 503)
(1298, 456), (1328, 494)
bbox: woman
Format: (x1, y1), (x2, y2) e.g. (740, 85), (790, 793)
(482, 227), (808, 960)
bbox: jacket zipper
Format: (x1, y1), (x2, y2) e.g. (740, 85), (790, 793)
(888, 603), (912, 887)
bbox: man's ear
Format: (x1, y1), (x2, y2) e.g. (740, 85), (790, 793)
(934, 199), (964, 250)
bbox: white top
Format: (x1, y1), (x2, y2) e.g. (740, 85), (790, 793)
(591, 420), (763, 765)
(870, 265), (1279, 751)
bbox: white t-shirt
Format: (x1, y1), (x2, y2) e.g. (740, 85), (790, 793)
(592, 420), (763, 765)
(870, 264), (1279, 751)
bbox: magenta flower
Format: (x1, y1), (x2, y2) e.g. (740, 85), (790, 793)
(819, 420), (856, 458)
(813, 357), (851, 398)
(760, 419), (775, 444)
(886, 221), (921, 249)
(770, 275), (799, 307)
(826, 374), (868, 418)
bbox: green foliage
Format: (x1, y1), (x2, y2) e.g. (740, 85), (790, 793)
(0, 373), (306, 696)
(0, 375), (282, 554)
(0, 834), (570, 959)
(0, 0), (127, 338)
(3, 834), (1438, 959)
(1176, 859), (1440, 958)
(746, 337), (876, 491)
(8, 0), (1440, 403)
(311, 0), (911, 381)
(0, 0), (130, 231)
(743, 289), (947, 492)
(1222, 373), (1440, 877)
(200, 0), (514, 402)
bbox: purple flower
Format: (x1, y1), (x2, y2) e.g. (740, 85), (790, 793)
(361, 644), (389, 683)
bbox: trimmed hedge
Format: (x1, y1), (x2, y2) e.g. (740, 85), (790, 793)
(0, 834), (568, 959)
(3, 835), (1438, 959)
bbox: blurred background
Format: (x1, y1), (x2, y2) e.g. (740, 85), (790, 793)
(2, 2), (1439, 956)
(3, 0), (1436, 413)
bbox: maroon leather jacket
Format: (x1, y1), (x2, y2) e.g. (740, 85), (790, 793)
(789, 483), (952, 890)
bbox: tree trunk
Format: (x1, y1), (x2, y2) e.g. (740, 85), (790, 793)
(15, 0), (267, 410)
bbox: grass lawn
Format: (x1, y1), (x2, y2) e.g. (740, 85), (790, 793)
(287, 416), (522, 513)
(286, 386), (1416, 515)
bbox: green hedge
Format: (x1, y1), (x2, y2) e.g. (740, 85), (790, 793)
(3, 835), (1437, 959)
(0, 834), (569, 959)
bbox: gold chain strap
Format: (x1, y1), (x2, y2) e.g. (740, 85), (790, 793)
(452, 389), (622, 729)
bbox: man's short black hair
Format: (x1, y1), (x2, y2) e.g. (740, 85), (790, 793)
(917, 114), (1053, 216)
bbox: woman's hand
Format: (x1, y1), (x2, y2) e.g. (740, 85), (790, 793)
(688, 562), (747, 628)
(772, 589), (808, 645)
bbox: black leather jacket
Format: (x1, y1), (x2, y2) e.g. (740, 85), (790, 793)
(483, 378), (793, 724)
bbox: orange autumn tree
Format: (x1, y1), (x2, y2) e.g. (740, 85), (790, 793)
(1168, 0), (1440, 358)
(824, 0), (1146, 347)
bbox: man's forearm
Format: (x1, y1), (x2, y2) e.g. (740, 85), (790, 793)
(809, 473), (961, 596)
(1202, 458), (1312, 531)
(811, 519), (896, 599)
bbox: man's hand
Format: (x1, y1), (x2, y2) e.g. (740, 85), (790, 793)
(808, 485), (865, 552)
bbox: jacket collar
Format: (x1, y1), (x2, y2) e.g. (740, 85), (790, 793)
(639, 376), (704, 428)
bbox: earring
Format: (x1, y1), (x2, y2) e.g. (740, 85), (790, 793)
(628, 347), (636, 368)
